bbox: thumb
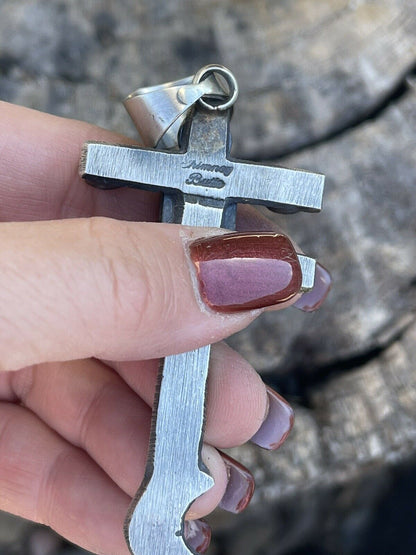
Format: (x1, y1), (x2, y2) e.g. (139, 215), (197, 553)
(0, 217), (302, 370)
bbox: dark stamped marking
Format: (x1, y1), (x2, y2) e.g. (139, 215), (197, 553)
(182, 159), (233, 177)
(185, 173), (225, 189)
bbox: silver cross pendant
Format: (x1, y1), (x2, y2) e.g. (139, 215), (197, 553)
(80, 65), (325, 555)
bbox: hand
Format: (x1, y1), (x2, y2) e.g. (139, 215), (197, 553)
(0, 101), (329, 554)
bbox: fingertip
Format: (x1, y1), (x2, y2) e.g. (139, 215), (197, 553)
(218, 452), (255, 514)
(251, 386), (295, 450)
(186, 445), (227, 520)
(205, 343), (268, 447)
(294, 262), (332, 312)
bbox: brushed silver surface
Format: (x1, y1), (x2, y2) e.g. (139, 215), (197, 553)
(298, 255), (316, 292)
(126, 347), (214, 555)
(82, 110), (324, 215)
(81, 91), (325, 554)
(124, 72), (225, 149)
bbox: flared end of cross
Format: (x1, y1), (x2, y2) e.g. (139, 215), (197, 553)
(80, 142), (130, 190)
(78, 142), (89, 175)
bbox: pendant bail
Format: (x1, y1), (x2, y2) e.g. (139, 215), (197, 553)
(123, 65), (238, 149)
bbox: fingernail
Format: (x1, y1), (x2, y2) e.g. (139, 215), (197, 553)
(189, 232), (302, 312)
(294, 263), (332, 312)
(184, 519), (211, 553)
(219, 452), (255, 514)
(251, 386), (294, 450)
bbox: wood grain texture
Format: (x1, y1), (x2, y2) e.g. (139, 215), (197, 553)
(229, 87), (416, 376)
(214, 320), (416, 553)
(0, 0), (415, 553)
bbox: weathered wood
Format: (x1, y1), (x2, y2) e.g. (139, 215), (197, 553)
(0, 0), (416, 553)
(229, 87), (416, 376)
(1, 0), (416, 158)
(213, 320), (416, 553)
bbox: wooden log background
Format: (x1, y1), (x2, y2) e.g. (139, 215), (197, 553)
(0, 0), (415, 553)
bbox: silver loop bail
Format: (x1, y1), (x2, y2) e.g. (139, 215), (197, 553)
(123, 64), (238, 149)
(193, 64), (239, 111)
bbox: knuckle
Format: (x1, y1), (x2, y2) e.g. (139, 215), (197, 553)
(78, 380), (113, 449)
(0, 410), (27, 509)
(39, 447), (73, 525)
(10, 366), (36, 404)
(85, 217), (155, 331)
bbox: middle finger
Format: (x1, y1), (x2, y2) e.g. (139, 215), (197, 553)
(9, 358), (231, 519)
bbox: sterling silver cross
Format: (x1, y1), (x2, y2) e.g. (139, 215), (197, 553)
(80, 65), (325, 555)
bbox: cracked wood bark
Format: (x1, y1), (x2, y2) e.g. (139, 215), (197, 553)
(229, 88), (416, 379)
(0, 0), (416, 554)
(214, 320), (416, 554)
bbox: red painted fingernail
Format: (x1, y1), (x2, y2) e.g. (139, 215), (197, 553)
(251, 386), (294, 450)
(184, 519), (211, 553)
(219, 452), (255, 514)
(189, 232), (302, 311)
(294, 263), (332, 312)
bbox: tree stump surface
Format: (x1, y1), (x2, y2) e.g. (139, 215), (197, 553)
(0, 1), (415, 553)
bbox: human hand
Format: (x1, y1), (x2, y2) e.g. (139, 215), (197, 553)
(0, 101), (330, 554)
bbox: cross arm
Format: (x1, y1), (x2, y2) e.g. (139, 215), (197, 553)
(228, 161), (325, 213)
(80, 142), (186, 193)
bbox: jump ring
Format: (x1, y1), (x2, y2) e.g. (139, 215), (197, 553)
(192, 64), (239, 111)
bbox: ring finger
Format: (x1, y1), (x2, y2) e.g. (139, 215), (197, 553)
(9, 349), (284, 520)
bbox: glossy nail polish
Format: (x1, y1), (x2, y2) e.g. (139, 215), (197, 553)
(219, 452), (255, 514)
(189, 232), (302, 311)
(251, 386), (294, 450)
(294, 263), (332, 312)
(184, 519), (211, 553)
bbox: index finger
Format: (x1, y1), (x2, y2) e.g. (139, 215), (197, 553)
(0, 101), (160, 222)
